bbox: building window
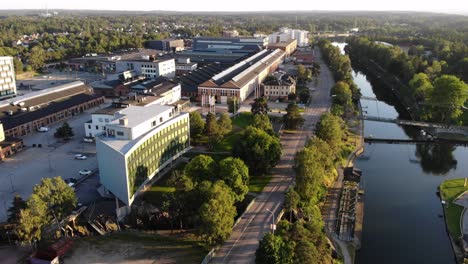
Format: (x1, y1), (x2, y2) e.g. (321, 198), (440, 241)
(96, 125), (99, 129)
(160, 117), (163, 123)
(88, 125), (91, 129)
(117, 131), (124, 136)
(152, 121), (156, 127)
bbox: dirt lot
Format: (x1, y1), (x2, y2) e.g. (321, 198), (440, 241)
(64, 232), (207, 264)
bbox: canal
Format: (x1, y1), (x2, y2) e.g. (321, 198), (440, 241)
(333, 43), (460, 264)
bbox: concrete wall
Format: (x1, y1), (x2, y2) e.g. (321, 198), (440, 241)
(96, 138), (130, 205)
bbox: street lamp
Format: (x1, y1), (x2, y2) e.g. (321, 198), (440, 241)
(8, 173), (15, 193)
(266, 208), (276, 235)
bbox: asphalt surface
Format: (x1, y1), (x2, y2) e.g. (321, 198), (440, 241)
(211, 47), (333, 263)
(0, 105), (106, 221)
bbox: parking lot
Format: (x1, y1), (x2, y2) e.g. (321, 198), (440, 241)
(16, 69), (104, 94)
(0, 108), (105, 221)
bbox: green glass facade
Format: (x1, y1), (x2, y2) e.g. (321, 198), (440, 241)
(126, 116), (189, 195)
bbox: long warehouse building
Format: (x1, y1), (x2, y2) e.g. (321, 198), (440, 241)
(198, 49), (285, 103)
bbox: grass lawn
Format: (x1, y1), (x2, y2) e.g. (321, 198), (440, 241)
(65, 231), (208, 263)
(440, 179), (468, 239)
(232, 112), (252, 128)
(249, 175), (272, 193)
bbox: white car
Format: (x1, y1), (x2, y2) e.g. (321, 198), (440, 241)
(74, 154), (87, 160)
(79, 169), (92, 176)
(37, 127), (49, 132)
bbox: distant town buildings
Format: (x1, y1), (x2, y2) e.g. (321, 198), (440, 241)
(267, 39), (297, 57)
(96, 104), (190, 206)
(192, 36), (268, 51)
(0, 56), (17, 100)
(223, 30), (240, 38)
(145, 39), (184, 52)
(268, 27), (310, 47)
(198, 49), (285, 103)
(115, 56), (176, 79)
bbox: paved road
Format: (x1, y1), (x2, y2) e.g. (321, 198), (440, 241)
(211, 47), (333, 264)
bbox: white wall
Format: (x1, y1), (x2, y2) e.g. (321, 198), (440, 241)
(96, 139), (130, 205)
(84, 113), (114, 138)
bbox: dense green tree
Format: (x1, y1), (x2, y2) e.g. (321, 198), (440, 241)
(199, 181), (237, 245)
(184, 155), (217, 183)
(7, 195), (27, 224)
(298, 89), (311, 104)
(283, 103), (304, 130)
(331, 81), (353, 107)
(218, 157), (249, 202)
(251, 114), (274, 135)
(16, 177), (76, 244)
(13, 58), (23, 74)
(234, 126), (281, 175)
(297, 64), (312, 84)
(204, 112), (222, 147)
(428, 75), (468, 123)
(251, 96), (269, 115)
(217, 112), (232, 137)
(54, 122), (74, 139)
(189, 111), (205, 141)
(28, 46), (46, 71)
(284, 188), (300, 222)
(315, 113), (344, 150)
(409, 73), (433, 102)
(256, 233), (294, 264)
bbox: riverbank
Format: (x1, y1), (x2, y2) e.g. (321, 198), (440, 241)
(440, 179), (468, 263)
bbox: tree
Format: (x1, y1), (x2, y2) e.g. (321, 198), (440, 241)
(297, 64), (312, 84)
(16, 177), (76, 244)
(54, 122), (74, 139)
(428, 75), (468, 123)
(255, 233), (294, 264)
(184, 155), (217, 183)
(283, 103), (304, 130)
(331, 81), (353, 107)
(217, 112), (232, 137)
(315, 113), (344, 150)
(284, 188), (300, 222)
(298, 89), (310, 104)
(199, 181), (237, 245)
(28, 46), (46, 71)
(251, 96), (269, 115)
(227, 96), (239, 114)
(30, 177), (77, 220)
(409, 73), (433, 102)
(252, 114), (274, 135)
(13, 58), (23, 74)
(218, 157), (249, 202)
(234, 126), (281, 175)
(204, 112), (222, 147)
(7, 195), (27, 224)
(189, 111), (205, 141)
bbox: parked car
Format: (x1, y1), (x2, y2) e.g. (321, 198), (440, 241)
(78, 169), (92, 176)
(74, 154), (87, 160)
(64, 178), (78, 184)
(83, 137), (95, 143)
(37, 127), (49, 132)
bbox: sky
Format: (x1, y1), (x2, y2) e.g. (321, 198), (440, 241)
(2, 0), (468, 14)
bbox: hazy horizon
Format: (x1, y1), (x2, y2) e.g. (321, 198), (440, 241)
(2, 0), (467, 15)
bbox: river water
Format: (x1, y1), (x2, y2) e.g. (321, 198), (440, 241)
(332, 43), (460, 264)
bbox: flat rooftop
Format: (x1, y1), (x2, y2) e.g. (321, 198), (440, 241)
(111, 104), (173, 129)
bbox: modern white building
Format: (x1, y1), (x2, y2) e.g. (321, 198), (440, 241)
(85, 80), (182, 138)
(96, 105), (190, 206)
(115, 57), (176, 79)
(0, 56), (16, 100)
(268, 27), (310, 47)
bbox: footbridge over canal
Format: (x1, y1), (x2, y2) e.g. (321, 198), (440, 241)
(360, 115), (447, 128)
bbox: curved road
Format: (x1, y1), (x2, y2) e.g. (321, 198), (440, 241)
(211, 47), (333, 263)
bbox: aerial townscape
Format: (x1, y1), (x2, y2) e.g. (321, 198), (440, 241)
(0, 1), (468, 264)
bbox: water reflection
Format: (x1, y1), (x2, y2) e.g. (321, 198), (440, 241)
(415, 143), (458, 175)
